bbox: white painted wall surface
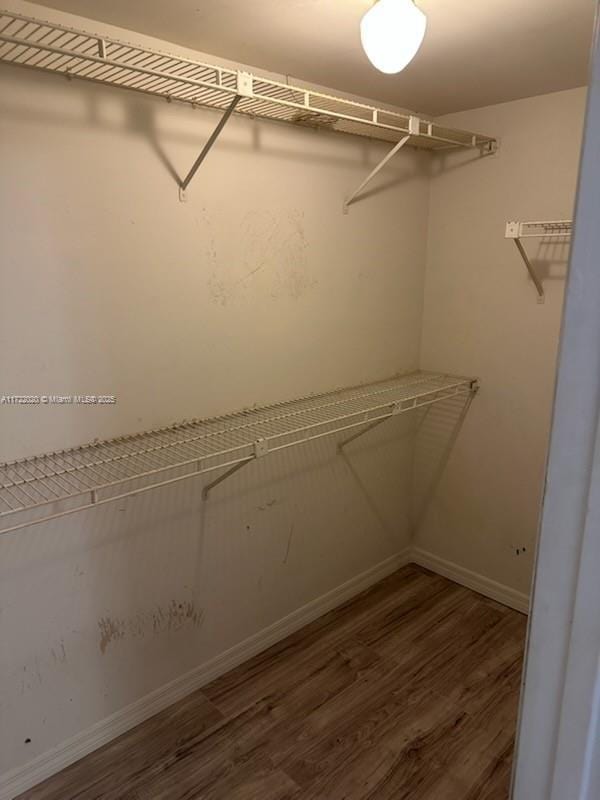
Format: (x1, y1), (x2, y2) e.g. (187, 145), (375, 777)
(0, 2), (429, 786)
(416, 88), (587, 596)
(0, 57), (429, 462)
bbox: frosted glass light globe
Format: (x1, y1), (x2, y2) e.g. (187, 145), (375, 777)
(360, 0), (427, 74)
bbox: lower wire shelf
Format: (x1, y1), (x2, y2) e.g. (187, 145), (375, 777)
(0, 371), (478, 535)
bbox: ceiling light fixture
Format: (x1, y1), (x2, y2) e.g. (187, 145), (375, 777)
(360, 0), (427, 74)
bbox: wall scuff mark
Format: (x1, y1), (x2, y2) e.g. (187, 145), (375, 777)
(98, 617), (126, 654)
(98, 601), (204, 654)
(283, 523), (294, 564)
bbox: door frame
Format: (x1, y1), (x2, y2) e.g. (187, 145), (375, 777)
(512, 7), (600, 798)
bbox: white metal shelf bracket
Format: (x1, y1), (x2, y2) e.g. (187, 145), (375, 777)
(202, 438), (268, 499)
(337, 418), (387, 452)
(505, 220), (573, 302)
(201, 457), (251, 500)
(179, 73), (253, 201)
(343, 116), (419, 213)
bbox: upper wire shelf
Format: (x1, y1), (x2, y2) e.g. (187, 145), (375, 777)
(505, 220), (573, 239)
(0, 9), (496, 152)
(0, 371), (477, 535)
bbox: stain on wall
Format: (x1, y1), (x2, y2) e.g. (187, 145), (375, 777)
(283, 523), (294, 564)
(98, 600), (204, 654)
(199, 208), (313, 306)
(50, 641), (67, 665)
(98, 617), (126, 654)
(18, 640), (69, 696)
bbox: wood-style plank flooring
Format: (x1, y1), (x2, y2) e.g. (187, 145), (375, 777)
(17, 565), (527, 800)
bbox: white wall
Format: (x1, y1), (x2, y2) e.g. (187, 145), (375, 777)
(415, 88), (587, 595)
(0, 2), (429, 784)
(0, 66), (429, 463)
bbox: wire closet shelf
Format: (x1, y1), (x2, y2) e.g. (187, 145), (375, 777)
(0, 9), (496, 152)
(505, 220), (573, 239)
(505, 219), (573, 300)
(0, 372), (477, 535)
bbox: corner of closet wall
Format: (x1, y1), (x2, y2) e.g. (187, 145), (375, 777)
(0, 0), (429, 782)
(414, 86), (588, 602)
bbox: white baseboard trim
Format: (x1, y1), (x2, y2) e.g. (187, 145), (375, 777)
(411, 547), (530, 615)
(0, 549), (410, 800)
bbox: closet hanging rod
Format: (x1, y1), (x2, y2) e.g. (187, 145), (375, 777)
(505, 220), (573, 300)
(0, 371), (478, 535)
(0, 8), (498, 196)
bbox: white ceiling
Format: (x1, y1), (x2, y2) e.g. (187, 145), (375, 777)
(34, 0), (595, 116)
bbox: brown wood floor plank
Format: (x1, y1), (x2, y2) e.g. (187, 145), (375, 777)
(275, 595), (514, 776)
(203, 564), (439, 715)
(131, 642), (394, 800)
(461, 739), (515, 800)
(282, 591), (525, 800)
(15, 690), (224, 800)
(16, 565), (526, 800)
(196, 765), (301, 800)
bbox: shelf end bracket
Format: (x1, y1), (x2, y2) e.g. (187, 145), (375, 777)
(201, 457), (252, 500)
(337, 400), (407, 452)
(343, 116), (419, 214)
(506, 222), (545, 301)
(337, 417), (388, 453)
(202, 437), (268, 500)
(179, 73), (253, 201)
